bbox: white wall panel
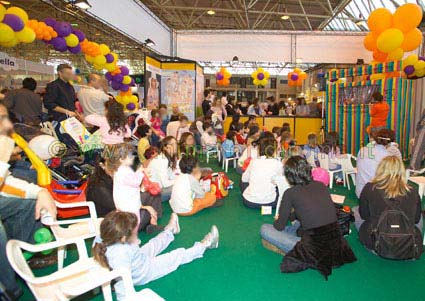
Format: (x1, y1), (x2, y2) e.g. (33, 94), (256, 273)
(88, 0), (171, 55)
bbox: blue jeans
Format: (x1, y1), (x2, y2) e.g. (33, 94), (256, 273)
(352, 206), (424, 231)
(161, 186), (172, 202)
(10, 160), (37, 184)
(260, 221), (301, 253)
(0, 196), (41, 292)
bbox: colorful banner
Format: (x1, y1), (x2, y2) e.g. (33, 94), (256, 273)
(326, 78), (413, 158)
(327, 61), (403, 80)
(161, 69), (196, 120)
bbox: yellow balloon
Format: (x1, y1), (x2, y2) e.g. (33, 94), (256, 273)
(0, 4), (6, 22)
(0, 23), (15, 43)
(104, 63), (116, 72)
(299, 71), (308, 80)
(414, 60), (425, 71)
(387, 48), (404, 61)
(376, 28), (404, 53)
(93, 54), (106, 66)
(115, 95), (122, 103)
(293, 68), (301, 74)
(130, 95), (138, 104)
(253, 79), (259, 86)
(15, 26), (35, 43)
(65, 33), (79, 47)
(6, 6), (29, 23)
(403, 54), (418, 67)
(122, 75), (131, 85)
(1, 37), (18, 48)
(111, 52), (118, 62)
(85, 54), (95, 63)
(415, 69), (425, 78)
(99, 44), (110, 56)
(264, 71), (270, 78)
(93, 63), (104, 71)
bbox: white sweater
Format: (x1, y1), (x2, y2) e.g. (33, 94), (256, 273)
(242, 156), (289, 205)
(113, 165), (144, 218)
(147, 153), (176, 188)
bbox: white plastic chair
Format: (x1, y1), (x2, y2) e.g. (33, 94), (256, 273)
(205, 148), (218, 164)
(304, 151), (317, 168)
(44, 201), (103, 270)
(406, 168), (425, 180)
(337, 154), (357, 191)
(221, 147), (239, 173)
(317, 153), (344, 189)
(408, 176), (425, 200)
(6, 238), (163, 301)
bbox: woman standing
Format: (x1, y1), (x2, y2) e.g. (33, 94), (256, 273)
(247, 98), (264, 116)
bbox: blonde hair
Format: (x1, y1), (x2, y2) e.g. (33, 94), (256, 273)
(371, 156), (410, 198)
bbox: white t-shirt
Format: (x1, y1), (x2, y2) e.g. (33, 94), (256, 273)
(170, 174), (193, 213)
(147, 153), (176, 188)
(242, 156), (289, 205)
(77, 86), (109, 117)
(166, 121), (190, 140)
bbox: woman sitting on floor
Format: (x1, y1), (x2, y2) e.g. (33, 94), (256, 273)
(241, 137), (288, 209)
(260, 156), (356, 279)
(179, 131), (196, 157)
(353, 156), (423, 259)
(86, 147), (163, 234)
(148, 136), (179, 202)
(170, 155), (222, 216)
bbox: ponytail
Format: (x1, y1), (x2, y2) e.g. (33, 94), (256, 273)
(93, 242), (110, 270)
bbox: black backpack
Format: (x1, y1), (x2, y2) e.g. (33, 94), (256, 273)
(371, 195), (422, 260)
(334, 204), (354, 236)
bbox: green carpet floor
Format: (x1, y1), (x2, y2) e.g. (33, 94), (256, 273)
(18, 159), (425, 301)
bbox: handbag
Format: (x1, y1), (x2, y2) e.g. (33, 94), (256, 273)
(142, 172), (161, 196)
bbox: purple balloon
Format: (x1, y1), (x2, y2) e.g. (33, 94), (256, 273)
(72, 29), (85, 42)
(120, 84), (130, 92)
(257, 73), (265, 80)
(404, 65), (415, 75)
(119, 66), (129, 76)
(105, 53), (114, 63)
(216, 73), (224, 81)
(126, 103), (136, 111)
(111, 81), (121, 90)
(290, 73), (299, 81)
(130, 78), (135, 86)
(68, 44), (81, 54)
(3, 14), (24, 32)
(105, 72), (113, 81)
(50, 37), (67, 52)
(113, 74), (124, 83)
(44, 17), (57, 27)
(54, 22), (72, 37)
(419, 56), (425, 61)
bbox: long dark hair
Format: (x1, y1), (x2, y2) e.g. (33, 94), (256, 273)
(92, 211), (138, 269)
(284, 156), (312, 186)
(179, 132), (196, 156)
(161, 136), (177, 170)
(105, 99), (127, 135)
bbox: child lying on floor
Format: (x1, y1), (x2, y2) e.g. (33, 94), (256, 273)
(93, 211), (219, 301)
(170, 155), (223, 215)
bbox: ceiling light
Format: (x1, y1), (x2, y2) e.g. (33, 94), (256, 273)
(95, 32), (101, 36)
(207, 10), (216, 15)
(0, 1), (10, 5)
(74, 0), (91, 10)
(144, 38), (155, 47)
(281, 15), (290, 20)
(295, 58), (303, 64)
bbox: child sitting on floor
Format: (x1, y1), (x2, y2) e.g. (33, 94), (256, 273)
(201, 122), (217, 151)
(221, 130), (238, 158)
(93, 211), (219, 301)
(170, 156), (222, 215)
(85, 99), (131, 145)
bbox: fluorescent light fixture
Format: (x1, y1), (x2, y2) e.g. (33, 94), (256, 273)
(281, 7), (289, 20)
(281, 15), (290, 20)
(74, 0), (91, 10)
(207, 10), (216, 15)
(295, 58), (303, 64)
(145, 38), (155, 47)
(0, 1), (10, 4)
(71, 23), (79, 27)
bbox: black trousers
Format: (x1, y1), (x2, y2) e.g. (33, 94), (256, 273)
(138, 192), (163, 231)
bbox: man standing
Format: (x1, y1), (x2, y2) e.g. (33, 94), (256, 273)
(77, 73), (110, 117)
(410, 109), (425, 171)
(0, 104), (56, 300)
(368, 92), (389, 135)
(202, 89), (212, 116)
(44, 64), (79, 123)
(2, 77), (42, 125)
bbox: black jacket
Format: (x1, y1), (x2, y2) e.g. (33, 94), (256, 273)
(202, 99), (211, 116)
(358, 183), (422, 249)
(43, 78), (76, 121)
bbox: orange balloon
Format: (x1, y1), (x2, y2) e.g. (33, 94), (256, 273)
(393, 3), (422, 33)
(364, 32), (378, 51)
(368, 8), (393, 34)
(373, 49), (388, 62)
(299, 71), (307, 80)
(401, 28), (423, 52)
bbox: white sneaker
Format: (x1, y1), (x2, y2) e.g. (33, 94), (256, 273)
(201, 225), (219, 249)
(165, 213), (180, 234)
